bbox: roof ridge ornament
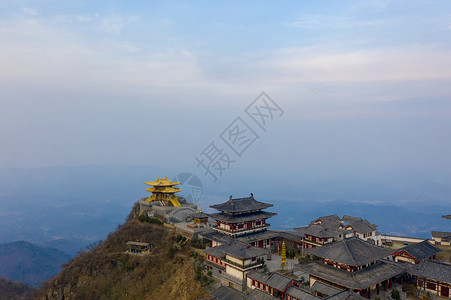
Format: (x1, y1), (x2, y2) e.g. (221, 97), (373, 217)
(250, 193), (253, 198)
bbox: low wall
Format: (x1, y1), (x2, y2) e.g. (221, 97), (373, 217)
(381, 234), (432, 244)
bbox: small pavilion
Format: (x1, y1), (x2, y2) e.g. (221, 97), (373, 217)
(144, 176), (181, 207)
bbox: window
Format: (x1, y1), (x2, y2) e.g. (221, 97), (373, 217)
(427, 282), (436, 290)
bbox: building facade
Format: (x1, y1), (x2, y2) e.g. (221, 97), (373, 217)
(409, 260), (451, 299)
(202, 194), (277, 248)
(204, 240), (269, 291)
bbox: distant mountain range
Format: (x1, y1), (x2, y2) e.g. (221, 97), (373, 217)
(0, 165), (450, 258)
(0, 277), (37, 300)
(0, 241), (71, 287)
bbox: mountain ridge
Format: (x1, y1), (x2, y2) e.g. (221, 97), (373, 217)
(0, 240), (71, 287)
(37, 202), (210, 300)
(0, 276), (37, 300)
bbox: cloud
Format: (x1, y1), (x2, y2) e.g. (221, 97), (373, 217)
(22, 7), (39, 16)
(260, 45), (451, 84)
(99, 14), (140, 33)
(1, 8), (451, 109)
(286, 15), (387, 29)
(77, 15), (91, 22)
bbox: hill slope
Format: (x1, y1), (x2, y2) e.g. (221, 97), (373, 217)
(37, 209), (210, 300)
(0, 277), (37, 300)
(0, 241), (71, 287)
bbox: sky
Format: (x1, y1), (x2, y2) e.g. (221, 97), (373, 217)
(1, 0), (451, 197)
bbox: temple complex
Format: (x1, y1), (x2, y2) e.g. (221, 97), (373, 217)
(133, 180), (450, 299)
(296, 237), (407, 299)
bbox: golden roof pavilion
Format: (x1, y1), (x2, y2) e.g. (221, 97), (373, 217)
(145, 176), (181, 207)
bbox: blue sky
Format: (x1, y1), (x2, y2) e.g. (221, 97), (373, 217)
(1, 1), (451, 196)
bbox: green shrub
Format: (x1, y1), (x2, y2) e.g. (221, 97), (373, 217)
(137, 215), (163, 224)
(391, 289), (400, 300)
(167, 246), (177, 258)
(191, 238), (207, 249)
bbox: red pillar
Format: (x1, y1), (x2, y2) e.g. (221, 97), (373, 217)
(377, 284), (380, 295)
(384, 281), (387, 291)
(368, 288), (371, 299)
(389, 278), (392, 289)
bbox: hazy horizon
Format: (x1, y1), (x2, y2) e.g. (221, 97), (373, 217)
(1, 1), (451, 252)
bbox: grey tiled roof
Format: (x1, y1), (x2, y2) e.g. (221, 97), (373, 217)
(204, 245), (227, 259)
(286, 286), (321, 300)
(210, 195), (273, 213)
(236, 230), (279, 244)
(345, 220), (377, 234)
(211, 286), (247, 300)
(395, 240), (440, 261)
(312, 281), (342, 296)
(272, 230), (304, 242)
(190, 211), (210, 219)
(247, 271), (295, 292)
(320, 220), (343, 230)
(294, 226), (307, 236)
(246, 288), (276, 300)
(225, 240), (269, 259)
(247, 270), (269, 283)
(341, 215), (362, 222)
(307, 237), (392, 266)
(309, 215), (377, 236)
(205, 240), (268, 260)
(208, 211), (277, 223)
(304, 224), (341, 238)
(200, 229), (233, 244)
(431, 231), (451, 239)
(200, 228), (278, 245)
(266, 272), (294, 291)
(325, 290), (367, 300)
(296, 260), (406, 290)
(407, 260), (451, 284)
(315, 215), (340, 222)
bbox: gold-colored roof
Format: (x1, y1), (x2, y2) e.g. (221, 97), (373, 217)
(144, 176), (181, 187)
(145, 187), (181, 193)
